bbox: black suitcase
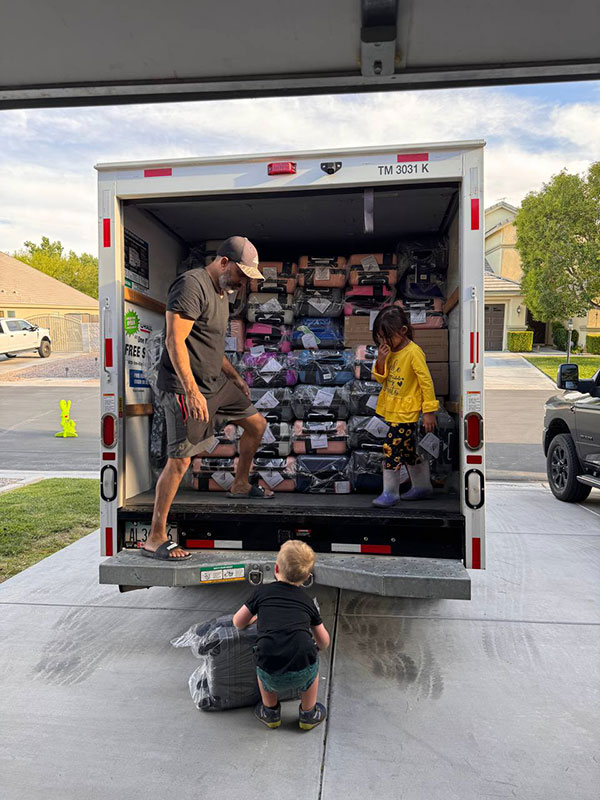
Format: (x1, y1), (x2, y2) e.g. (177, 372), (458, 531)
(295, 454), (351, 494)
(291, 385), (351, 420)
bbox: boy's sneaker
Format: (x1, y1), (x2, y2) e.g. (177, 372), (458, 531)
(254, 701), (281, 728)
(372, 492), (399, 508)
(299, 702), (327, 730)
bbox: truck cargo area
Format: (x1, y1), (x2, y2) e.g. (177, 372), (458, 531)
(99, 146), (483, 597)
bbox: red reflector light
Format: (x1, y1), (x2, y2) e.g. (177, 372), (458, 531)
(465, 412), (483, 450)
(471, 199), (480, 230)
(362, 544), (391, 555)
(105, 527), (114, 557)
(466, 455), (482, 464)
(268, 162), (297, 175)
(104, 338), (113, 368)
(472, 538), (481, 569)
(185, 539), (215, 548)
(102, 452), (116, 461)
(397, 152), (428, 162)
(103, 218), (111, 248)
(102, 414), (116, 447)
(144, 168), (172, 177)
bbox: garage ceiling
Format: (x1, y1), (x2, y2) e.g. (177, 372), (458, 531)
(1, 0), (599, 109)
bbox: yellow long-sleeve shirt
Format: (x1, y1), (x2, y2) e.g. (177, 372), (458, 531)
(372, 341), (439, 423)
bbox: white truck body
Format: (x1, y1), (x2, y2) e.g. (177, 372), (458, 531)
(0, 318), (52, 358)
(96, 141), (485, 598)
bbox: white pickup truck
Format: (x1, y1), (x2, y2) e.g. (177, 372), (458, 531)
(0, 318), (52, 358)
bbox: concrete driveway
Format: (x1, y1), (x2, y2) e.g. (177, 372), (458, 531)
(1, 482), (598, 800)
(485, 354), (557, 480)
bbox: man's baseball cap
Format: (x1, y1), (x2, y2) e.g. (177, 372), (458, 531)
(217, 236), (263, 281)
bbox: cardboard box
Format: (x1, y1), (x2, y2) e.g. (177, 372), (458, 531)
(344, 316), (373, 347)
(428, 362), (449, 395)
(413, 329), (448, 362)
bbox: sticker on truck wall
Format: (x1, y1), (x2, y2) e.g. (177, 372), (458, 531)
(124, 229), (149, 289)
(124, 309), (153, 393)
(200, 564), (246, 584)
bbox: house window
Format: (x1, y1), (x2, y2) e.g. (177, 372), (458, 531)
(0, 311), (4, 317)
(7, 310), (16, 318)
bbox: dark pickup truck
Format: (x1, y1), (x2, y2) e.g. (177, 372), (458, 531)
(543, 363), (600, 502)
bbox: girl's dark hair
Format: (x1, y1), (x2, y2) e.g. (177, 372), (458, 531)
(372, 305), (414, 346)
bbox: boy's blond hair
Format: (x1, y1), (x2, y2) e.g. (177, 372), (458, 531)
(277, 540), (315, 584)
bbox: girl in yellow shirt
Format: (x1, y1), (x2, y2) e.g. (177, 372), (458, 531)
(371, 306), (439, 506)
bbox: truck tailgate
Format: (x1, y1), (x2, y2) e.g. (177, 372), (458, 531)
(99, 549), (470, 599)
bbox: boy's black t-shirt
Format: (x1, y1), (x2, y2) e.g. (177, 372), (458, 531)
(245, 581), (322, 675)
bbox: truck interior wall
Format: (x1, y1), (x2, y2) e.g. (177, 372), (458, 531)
(122, 206), (186, 500)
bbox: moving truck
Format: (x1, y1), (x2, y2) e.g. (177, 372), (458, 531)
(97, 141), (485, 599)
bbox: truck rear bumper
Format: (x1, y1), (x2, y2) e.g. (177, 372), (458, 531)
(99, 549), (471, 600)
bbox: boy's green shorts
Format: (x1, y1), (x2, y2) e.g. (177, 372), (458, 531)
(256, 661), (319, 693)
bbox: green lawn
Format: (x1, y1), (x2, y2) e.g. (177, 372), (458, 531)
(524, 356), (600, 382)
(0, 478), (99, 582)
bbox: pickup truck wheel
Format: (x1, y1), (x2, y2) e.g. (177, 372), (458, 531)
(38, 340), (51, 358)
(5, 353), (17, 358)
(547, 433), (592, 502)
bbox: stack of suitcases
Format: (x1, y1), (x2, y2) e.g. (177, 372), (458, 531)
(195, 239), (456, 494)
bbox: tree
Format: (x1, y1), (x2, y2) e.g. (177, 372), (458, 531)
(515, 162), (600, 322)
(13, 237), (98, 299)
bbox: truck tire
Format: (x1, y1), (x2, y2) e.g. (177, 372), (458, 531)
(5, 353), (17, 358)
(546, 433), (592, 502)
(38, 340), (51, 358)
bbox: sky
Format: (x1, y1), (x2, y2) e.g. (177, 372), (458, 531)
(0, 80), (599, 256)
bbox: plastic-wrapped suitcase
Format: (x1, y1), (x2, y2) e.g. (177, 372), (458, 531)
(251, 421), (292, 458)
(295, 454), (351, 494)
(394, 298), (446, 329)
(251, 456), (297, 492)
(171, 615), (300, 711)
(348, 253), (397, 287)
(291, 317), (344, 350)
(298, 256), (348, 288)
(240, 353), (298, 388)
(259, 260), (298, 277)
(192, 457), (237, 492)
(396, 237), (448, 300)
(292, 350), (355, 386)
(291, 385), (350, 420)
(192, 423), (238, 458)
(292, 420), (348, 455)
(349, 380), (381, 416)
(246, 292), (294, 325)
(354, 344), (378, 380)
(293, 287), (344, 318)
(350, 450), (385, 493)
(249, 275), (298, 294)
(225, 318), (245, 354)
(416, 408), (456, 483)
(347, 415), (390, 451)
(245, 322), (292, 353)
(344, 285), (395, 315)
(251, 387), (294, 422)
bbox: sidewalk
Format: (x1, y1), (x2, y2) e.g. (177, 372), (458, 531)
(0, 469), (99, 495)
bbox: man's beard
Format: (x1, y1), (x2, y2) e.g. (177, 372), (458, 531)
(219, 271), (241, 292)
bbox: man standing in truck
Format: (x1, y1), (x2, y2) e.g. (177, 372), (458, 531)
(141, 236), (273, 562)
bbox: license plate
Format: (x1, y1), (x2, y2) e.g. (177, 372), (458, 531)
(123, 521), (177, 548)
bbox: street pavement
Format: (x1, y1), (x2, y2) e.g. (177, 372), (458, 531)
(484, 353), (557, 481)
(0, 385), (100, 471)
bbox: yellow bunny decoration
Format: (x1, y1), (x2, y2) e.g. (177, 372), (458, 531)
(55, 399), (78, 438)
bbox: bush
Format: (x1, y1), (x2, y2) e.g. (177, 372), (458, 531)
(587, 334), (600, 354)
(507, 330), (534, 352)
(552, 323), (579, 351)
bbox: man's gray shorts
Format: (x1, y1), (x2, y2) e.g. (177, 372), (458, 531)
(157, 380), (257, 459)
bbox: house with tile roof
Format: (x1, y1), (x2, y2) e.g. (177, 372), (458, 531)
(0, 251), (98, 321)
(484, 201), (600, 351)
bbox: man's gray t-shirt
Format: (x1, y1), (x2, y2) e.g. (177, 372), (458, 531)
(157, 267), (229, 395)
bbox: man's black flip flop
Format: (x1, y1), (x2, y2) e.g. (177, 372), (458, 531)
(139, 541), (192, 561)
(227, 485), (275, 499)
